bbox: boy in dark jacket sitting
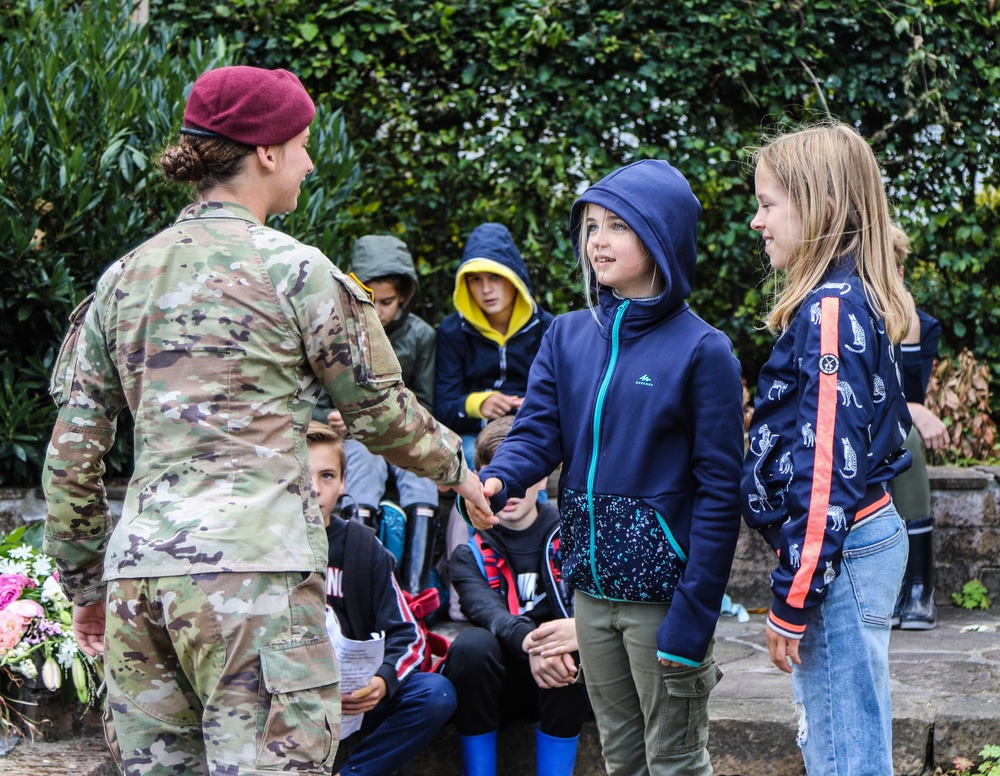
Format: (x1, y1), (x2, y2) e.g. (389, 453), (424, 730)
(307, 421), (455, 776)
(441, 417), (589, 776)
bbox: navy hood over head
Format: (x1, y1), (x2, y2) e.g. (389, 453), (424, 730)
(459, 222), (534, 293)
(435, 222), (553, 435)
(570, 159), (703, 315)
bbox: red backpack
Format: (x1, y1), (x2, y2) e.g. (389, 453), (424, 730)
(401, 587), (450, 673)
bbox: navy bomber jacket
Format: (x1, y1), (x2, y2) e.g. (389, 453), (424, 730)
(741, 261), (912, 639)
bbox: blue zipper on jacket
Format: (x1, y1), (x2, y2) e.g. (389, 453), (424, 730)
(586, 299), (629, 597)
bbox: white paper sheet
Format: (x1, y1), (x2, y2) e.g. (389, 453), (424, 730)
(325, 606), (385, 737)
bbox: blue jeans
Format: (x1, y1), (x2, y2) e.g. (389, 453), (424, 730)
(792, 509), (907, 775)
(344, 438), (440, 509)
(340, 671), (456, 776)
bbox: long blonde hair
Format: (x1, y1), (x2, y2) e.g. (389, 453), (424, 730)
(752, 122), (911, 342)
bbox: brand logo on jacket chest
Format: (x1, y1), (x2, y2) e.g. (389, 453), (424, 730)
(635, 374), (654, 387)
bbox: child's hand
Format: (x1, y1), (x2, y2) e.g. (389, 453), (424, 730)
(342, 676), (387, 715)
(524, 618), (578, 657)
(456, 472), (497, 530)
(326, 410), (348, 437)
(766, 628), (802, 674)
(480, 392), (522, 420)
(528, 651), (578, 689)
(908, 402), (949, 451)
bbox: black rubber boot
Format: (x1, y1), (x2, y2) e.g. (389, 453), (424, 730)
(400, 504), (438, 594)
(899, 519), (937, 630)
(891, 580), (908, 629)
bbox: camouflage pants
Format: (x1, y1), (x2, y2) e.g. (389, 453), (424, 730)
(104, 572), (340, 775)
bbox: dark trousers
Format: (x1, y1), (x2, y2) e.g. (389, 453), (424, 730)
(340, 671), (456, 776)
(440, 627), (590, 738)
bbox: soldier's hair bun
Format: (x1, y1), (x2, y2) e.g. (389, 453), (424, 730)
(160, 142), (206, 183)
(158, 136), (255, 192)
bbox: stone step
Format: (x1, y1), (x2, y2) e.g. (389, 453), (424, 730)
(8, 607), (997, 776)
(0, 737), (116, 776)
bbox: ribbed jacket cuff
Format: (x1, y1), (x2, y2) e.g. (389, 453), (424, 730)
(767, 600), (809, 640)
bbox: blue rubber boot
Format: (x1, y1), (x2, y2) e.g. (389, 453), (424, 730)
(460, 730), (497, 776)
(536, 728), (579, 776)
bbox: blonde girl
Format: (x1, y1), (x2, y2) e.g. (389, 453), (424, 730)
(742, 122), (913, 775)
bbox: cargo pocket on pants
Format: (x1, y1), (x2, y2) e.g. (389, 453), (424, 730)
(656, 660), (721, 755)
(256, 637), (341, 771)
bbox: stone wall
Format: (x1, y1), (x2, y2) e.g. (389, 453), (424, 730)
(727, 465), (1000, 610)
(7, 465), (999, 611)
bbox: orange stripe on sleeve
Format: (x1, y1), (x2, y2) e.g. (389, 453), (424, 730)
(855, 490), (891, 521)
(788, 296), (840, 608)
(769, 612), (808, 635)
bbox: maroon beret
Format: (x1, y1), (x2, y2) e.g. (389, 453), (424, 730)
(182, 66), (316, 147)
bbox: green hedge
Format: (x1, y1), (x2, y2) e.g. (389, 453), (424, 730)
(2, 0), (998, 485)
(0, 0), (359, 485)
(150, 0), (1000, 377)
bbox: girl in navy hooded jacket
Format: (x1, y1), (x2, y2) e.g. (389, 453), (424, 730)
(463, 160), (745, 776)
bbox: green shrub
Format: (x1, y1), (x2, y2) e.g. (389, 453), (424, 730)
(0, 0), (359, 486)
(951, 580), (992, 611)
(3, 0), (999, 485)
(149, 0), (1000, 392)
(936, 744), (1000, 775)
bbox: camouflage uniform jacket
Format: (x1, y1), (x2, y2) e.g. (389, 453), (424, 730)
(43, 202), (468, 606)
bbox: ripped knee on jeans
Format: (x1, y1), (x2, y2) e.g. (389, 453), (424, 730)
(793, 699), (808, 748)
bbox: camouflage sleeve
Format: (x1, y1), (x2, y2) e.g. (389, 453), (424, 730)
(289, 254), (468, 486)
(42, 293), (125, 606)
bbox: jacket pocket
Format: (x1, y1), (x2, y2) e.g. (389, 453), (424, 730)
(256, 637), (340, 771)
(560, 488), (685, 602)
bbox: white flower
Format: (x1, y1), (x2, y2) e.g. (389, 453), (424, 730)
(57, 638), (79, 669)
(7, 546), (34, 562)
(0, 559), (29, 576)
(31, 555), (54, 579)
(40, 576), (69, 607)
(17, 659), (38, 679)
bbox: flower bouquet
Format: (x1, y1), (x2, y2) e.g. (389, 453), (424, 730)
(0, 522), (102, 745)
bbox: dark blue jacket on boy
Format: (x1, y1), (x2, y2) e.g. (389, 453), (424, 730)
(476, 161), (745, 667)
(435, 223), (554, 436)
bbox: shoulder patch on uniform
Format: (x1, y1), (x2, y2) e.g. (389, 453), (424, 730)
(349, 273), (374, 303)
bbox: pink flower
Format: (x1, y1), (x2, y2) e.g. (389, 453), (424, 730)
(0, 574), (32, 612)
(0, 609), (27, 652)
(5, 599), (44, 619)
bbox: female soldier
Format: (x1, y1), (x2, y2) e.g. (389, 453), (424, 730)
(42, 65), (492, 776)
